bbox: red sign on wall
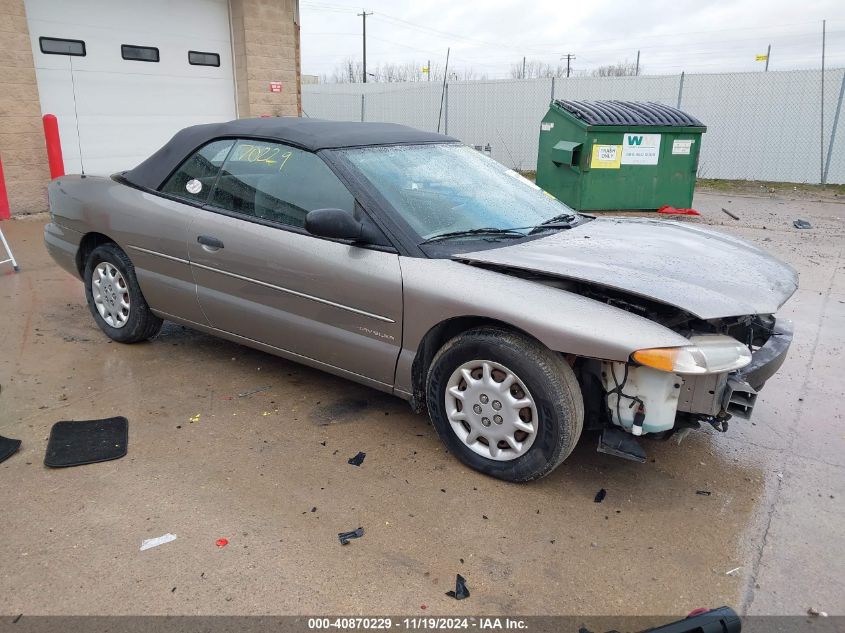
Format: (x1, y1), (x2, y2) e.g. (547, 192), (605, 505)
(269, 81), (282, 93)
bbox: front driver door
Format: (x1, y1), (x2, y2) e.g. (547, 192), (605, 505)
(187, 139), (403, 388)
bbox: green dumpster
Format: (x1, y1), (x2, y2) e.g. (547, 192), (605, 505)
(536, 100), (706, 211)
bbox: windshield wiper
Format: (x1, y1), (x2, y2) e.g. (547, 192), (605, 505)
(530, 213), (578, 233)
(421, 227), (528, 244)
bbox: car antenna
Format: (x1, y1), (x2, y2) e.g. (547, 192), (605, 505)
(494, 126), (518, 170)
(68, 56), (85, 175)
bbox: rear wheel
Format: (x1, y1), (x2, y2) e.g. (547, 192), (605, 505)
(426, 327), (583, 482)
(83, 243), (162, 343)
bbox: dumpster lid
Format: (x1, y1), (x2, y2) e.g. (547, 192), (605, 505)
(554, 100), (704, 127)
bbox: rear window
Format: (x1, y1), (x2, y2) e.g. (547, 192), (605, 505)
(159, 140), (235, 203)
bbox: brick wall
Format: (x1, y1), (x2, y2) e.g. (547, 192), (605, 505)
(230, 0), (301, 118)
(0, 0), (301, 216)
(0, 0), (50, 215)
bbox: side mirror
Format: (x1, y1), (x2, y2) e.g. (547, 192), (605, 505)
(305, 208), (366, 241)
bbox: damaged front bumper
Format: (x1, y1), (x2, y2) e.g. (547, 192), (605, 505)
(723, 318), (794, 419)
(597, 319), (793, 461)
(678, 318), (793, 421)
(602, 318), (794, 435)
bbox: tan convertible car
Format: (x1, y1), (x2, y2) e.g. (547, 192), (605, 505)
(44, 118), (797, 481)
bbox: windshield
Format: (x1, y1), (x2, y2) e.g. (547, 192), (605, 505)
(339, 144), (576, 240)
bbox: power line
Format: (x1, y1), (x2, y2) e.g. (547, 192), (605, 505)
(301, 2), (840, 57)
(299, 3), (843, 79)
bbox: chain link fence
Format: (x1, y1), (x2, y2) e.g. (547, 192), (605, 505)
(303, 69), (845, 184)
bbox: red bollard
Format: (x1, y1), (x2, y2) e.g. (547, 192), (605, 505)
(42, 114), (65, 179)
(0, 156), (10, 220)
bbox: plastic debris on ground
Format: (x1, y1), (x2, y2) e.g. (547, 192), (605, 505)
(807, 607), (829, 617)
(594, 488), (607, 503)
(657, 205), (701, 216)
(446, 574), (470, 600)
(793, 219), (812, 229)
(215, 538), (229, 547)
(140, 533), (177, 551)
(696, 490), (712, 496)
(338, 527), (364, 545)
(347, 451), (366, 466)
(721, 208), (740, 220)
(0, 435), (22, 464)
(725, 567), (742, 576)
(189, 414), (200, 423)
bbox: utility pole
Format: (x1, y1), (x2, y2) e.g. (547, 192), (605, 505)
(821, 19), (826, 183)
(522, 56), (526, 79)
(561, 53), (575, 78)
(357, 9), (373, 83)
(765, 43), (771, 71)
(635, 50), (640, 76)
(437, 47), (450, 133)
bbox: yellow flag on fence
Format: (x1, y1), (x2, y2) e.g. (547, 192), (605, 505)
(755, 54), (768, 62)
(422, 66), (430, 73)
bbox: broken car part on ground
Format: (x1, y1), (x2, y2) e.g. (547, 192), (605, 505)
(44, 118), (797, 482)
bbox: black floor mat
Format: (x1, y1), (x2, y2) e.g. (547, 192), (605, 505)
(44, 417), (128, 468)
(0, 436), (21, 465)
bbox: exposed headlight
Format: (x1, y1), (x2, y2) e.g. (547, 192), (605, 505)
(631, 335), (752, 375)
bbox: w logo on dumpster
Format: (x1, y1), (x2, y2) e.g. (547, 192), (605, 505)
(621, 133), (661, 165)
(624, 133), (658, 148)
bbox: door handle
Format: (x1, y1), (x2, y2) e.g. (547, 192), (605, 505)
(197, 235), (224, 250)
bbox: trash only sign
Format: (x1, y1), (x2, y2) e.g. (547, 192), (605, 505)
(590, 144), (621, 169)
(622, 133), (661, 165)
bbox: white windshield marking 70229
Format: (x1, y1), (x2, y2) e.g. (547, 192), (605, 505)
(342, 144), (575, 241)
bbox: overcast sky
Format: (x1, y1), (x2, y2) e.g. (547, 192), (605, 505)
(300, 0), (844, 80)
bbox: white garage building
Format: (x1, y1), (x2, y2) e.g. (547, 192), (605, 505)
(0, 0), (300, 215)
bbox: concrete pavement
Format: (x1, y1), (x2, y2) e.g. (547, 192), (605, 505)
(0, 190), (842, 616)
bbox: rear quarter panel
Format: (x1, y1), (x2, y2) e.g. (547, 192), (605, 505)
(47, 175), (207, 323)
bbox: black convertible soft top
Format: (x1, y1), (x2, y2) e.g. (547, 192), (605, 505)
(124, 117), (457, 190)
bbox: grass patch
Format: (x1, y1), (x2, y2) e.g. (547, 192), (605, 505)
(696, 178), (845, 196)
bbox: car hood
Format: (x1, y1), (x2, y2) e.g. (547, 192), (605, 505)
(456, 217), (798, 320)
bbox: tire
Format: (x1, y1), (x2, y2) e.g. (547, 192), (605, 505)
(426, 327), (584, 482)
(83, 243), (162, 343)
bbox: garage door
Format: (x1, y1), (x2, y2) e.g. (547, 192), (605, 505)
(25, 0), (237, 176)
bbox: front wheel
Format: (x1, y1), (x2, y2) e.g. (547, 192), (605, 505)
(83, 243), (162, 343)
(426, 327), (584, 482)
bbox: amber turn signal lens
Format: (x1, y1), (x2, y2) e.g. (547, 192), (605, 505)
(631, 348), (677, 372)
